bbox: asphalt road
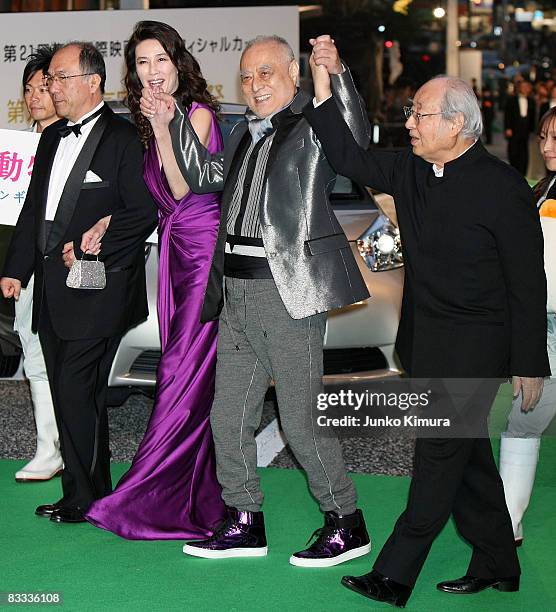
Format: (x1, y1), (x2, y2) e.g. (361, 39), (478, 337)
(0, 380), (414, 477)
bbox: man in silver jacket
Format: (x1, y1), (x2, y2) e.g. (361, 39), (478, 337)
(143, 34), (372, 567)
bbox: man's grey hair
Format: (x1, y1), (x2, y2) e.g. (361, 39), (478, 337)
(242, 35), (295, 64)
(431, 75), (483, 140)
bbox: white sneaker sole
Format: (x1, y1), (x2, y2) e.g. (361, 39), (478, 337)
(182, 544), (268, 559)
(289, 542), (371, 568)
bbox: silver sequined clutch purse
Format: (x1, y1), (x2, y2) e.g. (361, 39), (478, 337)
(66, 256), (106, 290)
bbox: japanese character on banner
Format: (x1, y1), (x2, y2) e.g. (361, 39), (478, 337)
(195, 39), (207, 53)
(207, 84), (224, 101)
(110, 41), (122, 57)
(14, 190), (26, 203)
(0, 151), (24, 182)
(20, 44), (35, 61)
(27, 155), (35, 176)
(4, 45), (16, 63)
(7, 100), (26, 124)
(95, 41), (108, 57)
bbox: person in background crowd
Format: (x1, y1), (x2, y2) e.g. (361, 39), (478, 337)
(386, 78), (414, 147)
(471, 78), (479, 99)
(481, 85), (495, 145)
(539, 83), (556, 118)
(0, 42), (157, 523)
(527, 82), (549, 180)
(24, 46), (60, 134)
(305, 64), (548, 606)
(500, 106), (556, 547)
(504, 79), (536, 175)
(13, 45), (63, 483)
(85, 20), (226, 541)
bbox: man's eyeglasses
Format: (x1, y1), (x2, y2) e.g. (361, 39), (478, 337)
(403, 106), (444, 123)
(44, 72), (95, 87)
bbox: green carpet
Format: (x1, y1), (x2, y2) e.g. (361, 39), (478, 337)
(1, 448), (555, 611)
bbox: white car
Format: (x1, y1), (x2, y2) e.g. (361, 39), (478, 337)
(107, 105), (404, 398)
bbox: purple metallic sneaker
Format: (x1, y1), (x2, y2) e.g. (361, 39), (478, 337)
(290, 509), (371, 567)
(182, 507), (267, 559)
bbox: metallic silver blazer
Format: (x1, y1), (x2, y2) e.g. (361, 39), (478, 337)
(169, 69), (372, 321)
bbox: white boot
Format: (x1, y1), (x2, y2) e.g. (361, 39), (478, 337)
(15, 380), (63, 482)
(499, 436), (541, 545)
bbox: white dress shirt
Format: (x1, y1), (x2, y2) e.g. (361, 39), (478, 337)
(518, 95), (528, 118)
(45, 101), (104, 221)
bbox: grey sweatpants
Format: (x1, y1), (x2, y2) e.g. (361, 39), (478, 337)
(210, 276), (357, 514)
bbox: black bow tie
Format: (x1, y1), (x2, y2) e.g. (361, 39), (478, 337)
(58, 105), (104, 138)
(58, 123), (82, 138)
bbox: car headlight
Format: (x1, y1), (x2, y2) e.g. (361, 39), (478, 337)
(357, 213), (403, 272)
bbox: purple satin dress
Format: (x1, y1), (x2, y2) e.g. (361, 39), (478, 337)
(86, 103), (225, 539)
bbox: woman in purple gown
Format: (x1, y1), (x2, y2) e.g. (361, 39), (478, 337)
(85, 21), (225, 539)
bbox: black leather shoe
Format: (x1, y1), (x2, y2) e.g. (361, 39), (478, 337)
(35, 501), (63, 517)
(437, 575), (520, 594)
(342, 569), (412, 608)
(49, 507), (87, 524)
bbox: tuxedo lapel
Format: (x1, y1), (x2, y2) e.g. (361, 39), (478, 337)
(46, 109), (109, 253)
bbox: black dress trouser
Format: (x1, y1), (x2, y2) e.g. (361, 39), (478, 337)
(508, 136), (529, 176)
(38, 298), (121, 510)
(373, 432), (520, 587)
(507, 117), (531, 176)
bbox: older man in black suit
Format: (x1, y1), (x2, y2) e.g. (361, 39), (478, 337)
(304, 57), (549, 606)
(1, 42), (157, 523)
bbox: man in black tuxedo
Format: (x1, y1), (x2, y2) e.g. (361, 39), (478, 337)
(304, 59), (549, 606)
(504, 80), (536, 175)
(1, 42), (157, 523)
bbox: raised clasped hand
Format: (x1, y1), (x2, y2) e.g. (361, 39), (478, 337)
(309, 34), (342, 75)
(308, 34), (342, 102)
(140, 86), (176, 130)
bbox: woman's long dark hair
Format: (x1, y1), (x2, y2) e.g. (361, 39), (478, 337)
(124, 20), (220, 147)
(534, 107), (556, 200)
